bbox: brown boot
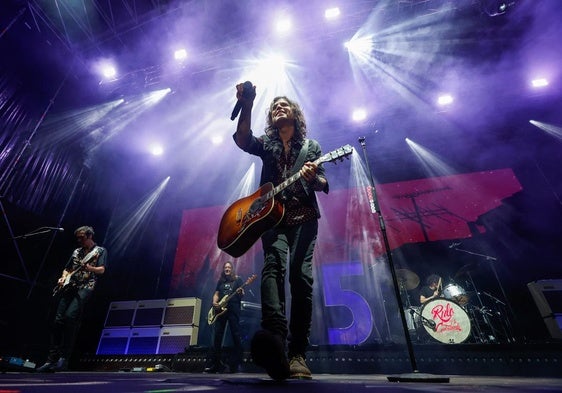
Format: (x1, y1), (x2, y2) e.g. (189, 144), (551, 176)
(289, 355), (312, 379)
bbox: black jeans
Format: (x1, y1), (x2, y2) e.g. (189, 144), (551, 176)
(260, 219), (317, 358)
(47, 288), (92, 362)
(211, 306), (243, 367)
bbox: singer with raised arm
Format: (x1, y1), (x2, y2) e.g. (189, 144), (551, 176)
(419, 274), (442, 305)
(231, 82), (329, 380)
(36, 226), (107, 372)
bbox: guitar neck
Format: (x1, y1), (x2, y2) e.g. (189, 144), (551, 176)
(267, 156), (322, 199)
(224, 284), (245, 303)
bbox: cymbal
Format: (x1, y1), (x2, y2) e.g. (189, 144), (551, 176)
(454, 262), (480, 278)
(396, 269), (420, 290)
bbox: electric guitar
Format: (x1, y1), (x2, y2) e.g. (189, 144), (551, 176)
(52, 247), (99, 296)
(217, 144), (353, 257)
(207, 274), (257, 325)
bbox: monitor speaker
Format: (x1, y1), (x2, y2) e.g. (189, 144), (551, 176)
(528, 280), (562, 339)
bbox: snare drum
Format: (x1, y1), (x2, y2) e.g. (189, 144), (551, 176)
(442, 283), (470, 306)
(420, 298), (471, 344)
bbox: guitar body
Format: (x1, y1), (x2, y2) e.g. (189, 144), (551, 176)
(217, 144), (353, 258)
(52, 270), (78, 296)
(217, 182), (284, 257)
(207, 295), (229, 325)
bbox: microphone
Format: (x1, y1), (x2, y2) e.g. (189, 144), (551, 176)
(46, 227), (65, 232)
(448, 242), (461, 249)
(230, 81), (254, 121)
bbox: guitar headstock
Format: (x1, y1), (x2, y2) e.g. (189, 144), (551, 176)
(245, 274), (258, 286)
(320, 144), (354, 164)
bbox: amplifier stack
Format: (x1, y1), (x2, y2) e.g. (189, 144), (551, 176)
(97, 297), (201, 355)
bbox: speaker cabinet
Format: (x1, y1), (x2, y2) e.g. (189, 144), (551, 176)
(163, 297), (202, 326)
(96, 328), (130, 355)
(528, 280), (562, 339)
(104, 300), (137, 328)
(127, 327), (160, 354)
(133, 299), (166, 327)
(158, 326), (199, 354)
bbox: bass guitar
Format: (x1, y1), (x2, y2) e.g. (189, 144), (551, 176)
(217, 144), (353, 257)
(207, 274), (257, 325)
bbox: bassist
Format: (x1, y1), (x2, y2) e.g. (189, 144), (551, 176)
(205, 261), (244, 373)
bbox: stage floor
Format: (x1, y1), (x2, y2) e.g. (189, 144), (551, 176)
(0, 372), (561, 393)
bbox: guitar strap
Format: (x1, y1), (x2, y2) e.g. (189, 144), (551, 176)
(80, 246), (100, 266)
(262, 134), (310, 194)
(292, 139), (310, 195)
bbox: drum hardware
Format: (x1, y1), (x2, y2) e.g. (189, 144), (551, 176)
(467, 304), (500, 343)
(405, 306), (435, 332)
(396, 269), (420, 309)
(396, 269), (420, 291)
(454, 261), (481, 279)
(479, 291), (506, 306)
(420, 314), (436, 331)
(450, 245), (517, 342)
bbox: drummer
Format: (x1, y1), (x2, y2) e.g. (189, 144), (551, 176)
(419, 274), (442, 305)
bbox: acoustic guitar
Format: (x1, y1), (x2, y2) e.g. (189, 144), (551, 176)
(217, 144), (353, 257)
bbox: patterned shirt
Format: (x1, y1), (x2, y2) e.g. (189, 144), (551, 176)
(234, 130), (329, 227)
(64, 245), (107, 291)
(276, 147), (319, 226)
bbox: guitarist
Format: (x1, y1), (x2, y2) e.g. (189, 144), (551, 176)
(36, 226), (107, 372)
(204, 261), (244, 374)
(233, 84), (329, 380)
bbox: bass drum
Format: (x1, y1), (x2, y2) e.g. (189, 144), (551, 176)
(420, 298), (471, 344)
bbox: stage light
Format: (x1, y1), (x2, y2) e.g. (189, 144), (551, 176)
(345, 36), (374, 59)
(174, 48), (187, 61)
(351, 108), (367, 122)
(531, 78), (549, 88)
(437, 94), (454, 106)
(211, 135), (224, 145)
(147, 88), (171, 104)
(275, 17), (292, 34)
(150, 144), (163, 156)
(481, 0), (515, 17)
(101, 65), (117, 79)
(325, 7), (340, 20)
(257, 54), (288, 77)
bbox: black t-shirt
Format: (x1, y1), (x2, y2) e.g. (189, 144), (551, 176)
(215, 276), (243, 309)
(420, 285), (437, 301)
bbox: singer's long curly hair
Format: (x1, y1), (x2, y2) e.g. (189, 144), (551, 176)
(265, 96), (307, 142)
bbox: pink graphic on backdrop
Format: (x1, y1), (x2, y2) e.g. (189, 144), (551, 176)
(170, 168), (522, 295)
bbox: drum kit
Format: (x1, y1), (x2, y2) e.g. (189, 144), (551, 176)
(397, 265), (514, 345)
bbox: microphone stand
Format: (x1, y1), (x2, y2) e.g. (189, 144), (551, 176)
(12, 227), (60, 240)
(1, 196), (30, 283)
(358, 137), (448, 383)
